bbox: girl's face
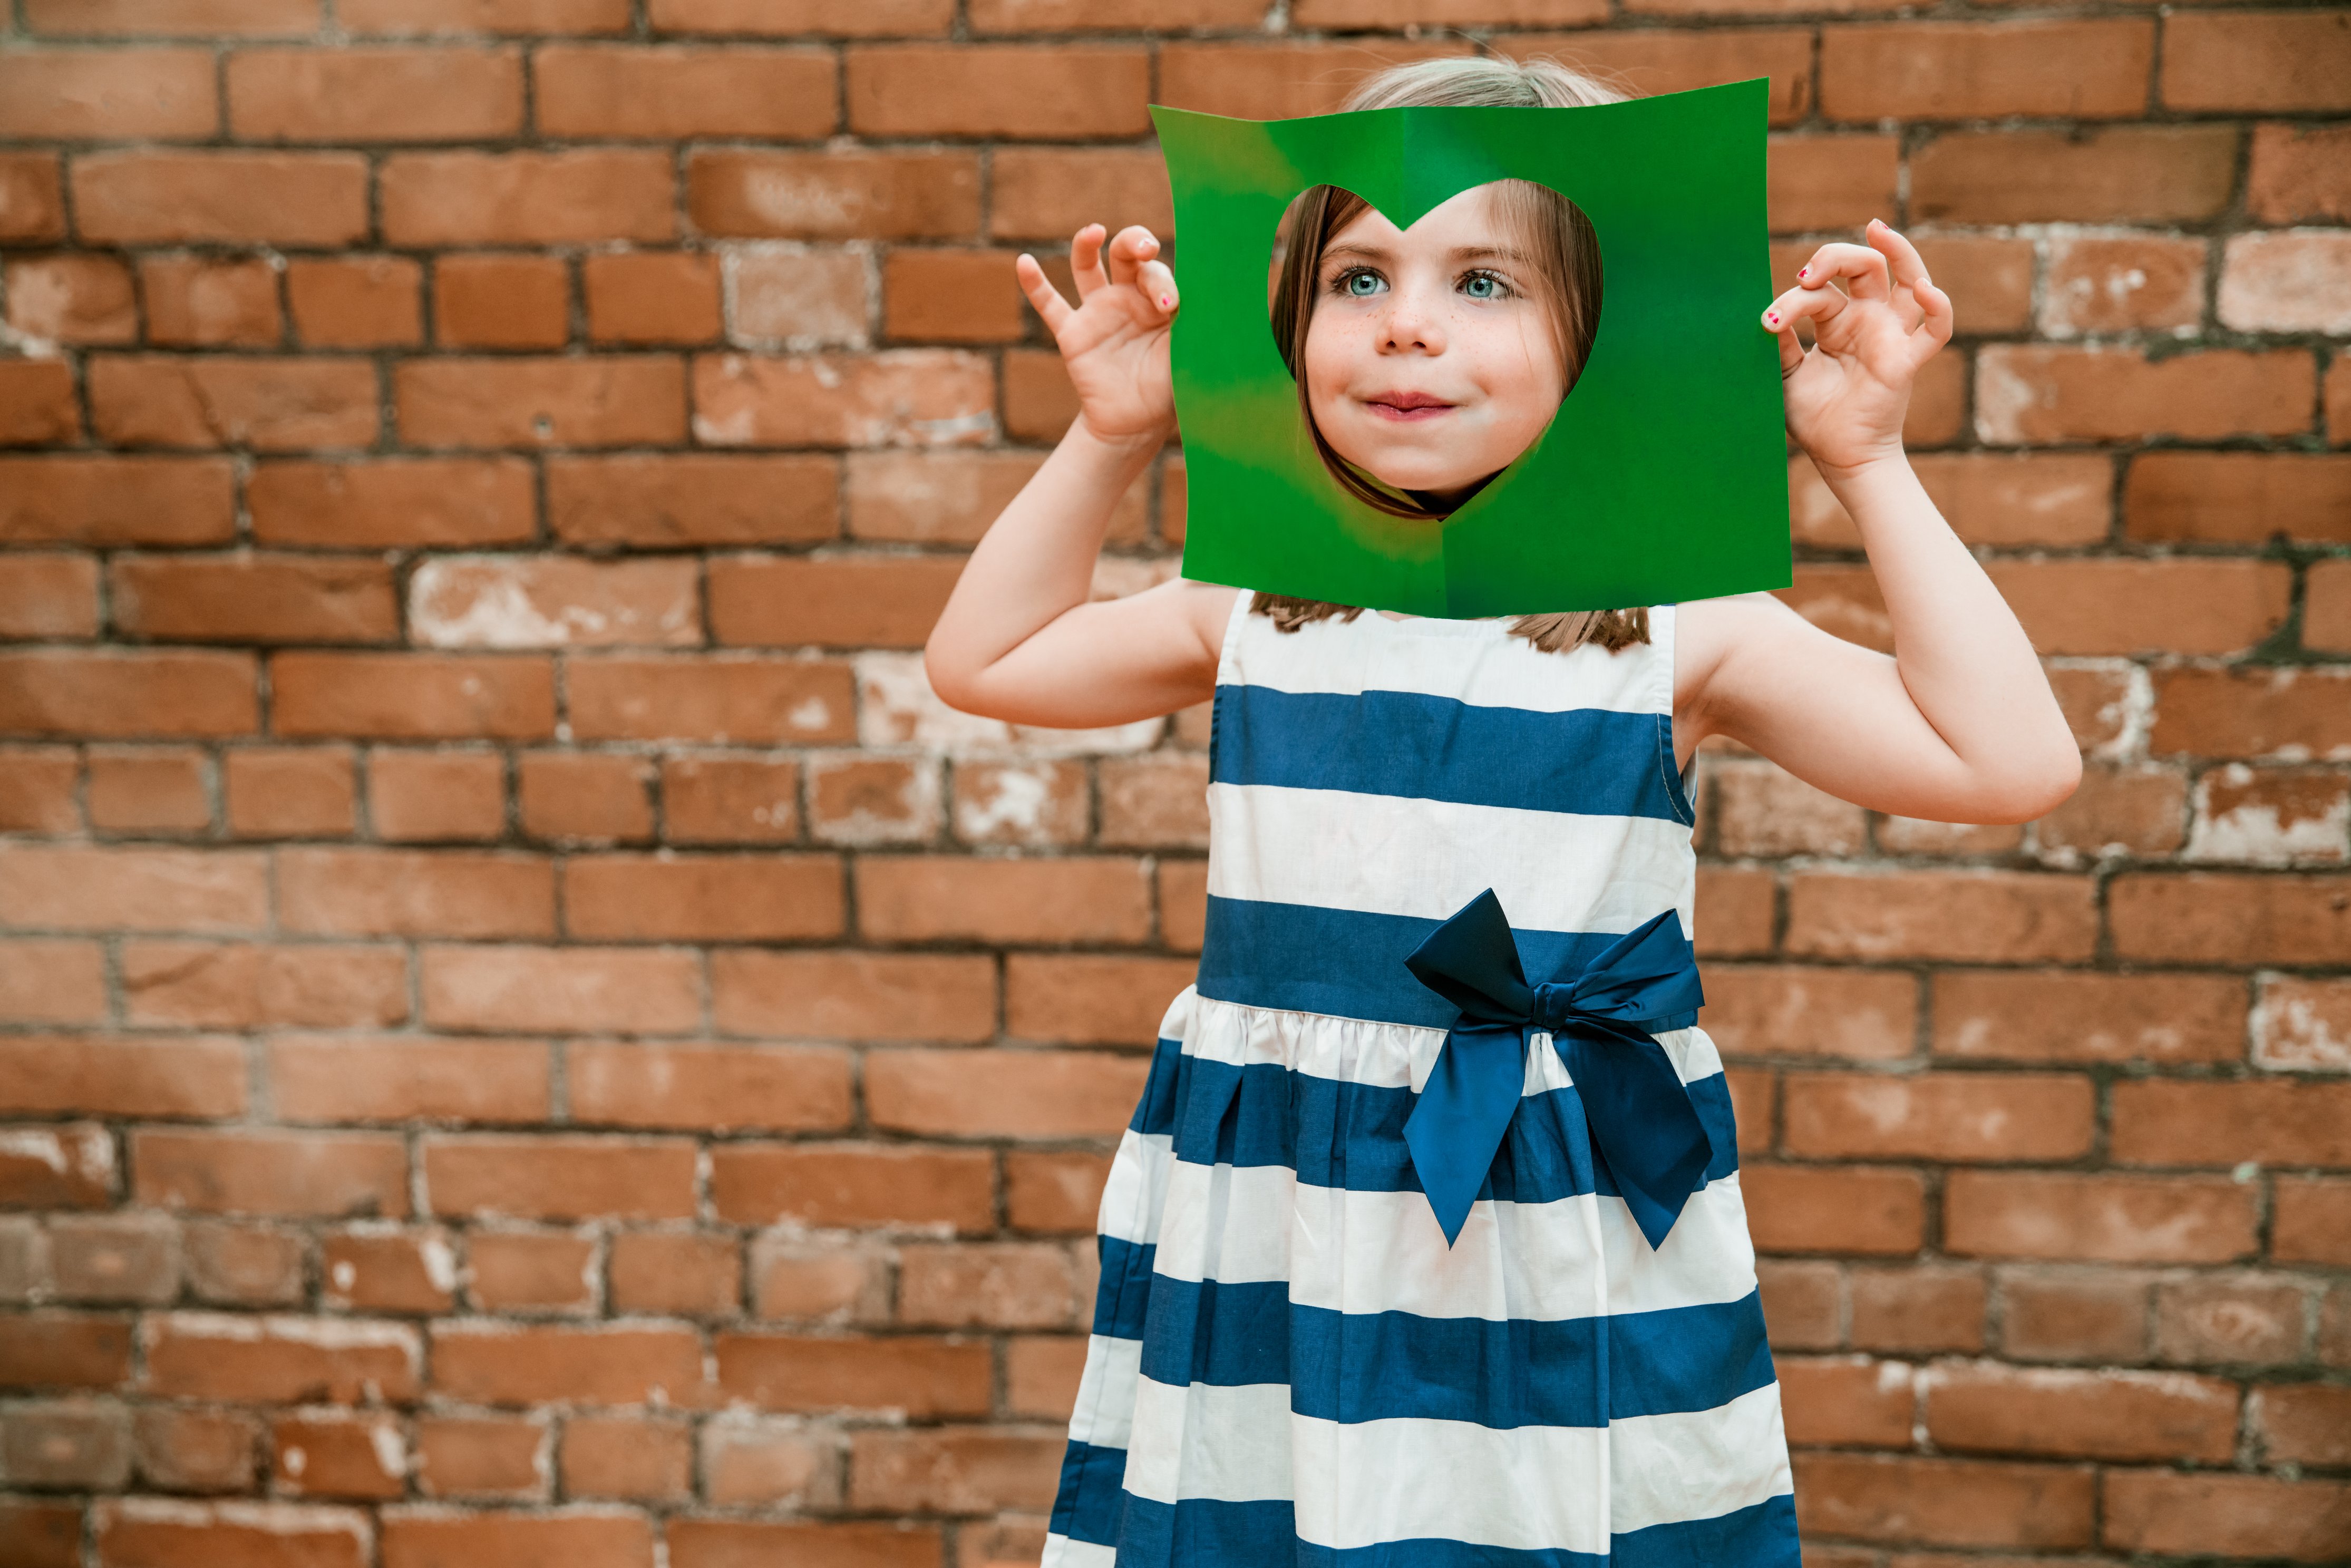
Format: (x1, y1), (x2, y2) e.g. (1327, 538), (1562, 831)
(1300, 184), (1568, 509)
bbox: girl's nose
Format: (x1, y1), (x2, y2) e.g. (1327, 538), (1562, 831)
(1377, 286), (1446, 354)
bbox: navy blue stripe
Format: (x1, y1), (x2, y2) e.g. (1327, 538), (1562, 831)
(1094, 1235), (1158, 1339)
(1139, 1284), (1773, 1426)
(1123, 1037), (1738, 1201)
(1110, 1493), (1798, 1567)
(1213, 684), (1689, 824)
(1198, 896), (1699, 1033)
(1047, 1438), (1127, 1547)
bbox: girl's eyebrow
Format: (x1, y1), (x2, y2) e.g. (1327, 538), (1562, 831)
(1451, 245), (1530, 262)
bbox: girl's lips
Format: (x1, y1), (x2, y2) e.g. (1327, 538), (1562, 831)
(1364, 394), (1457, 421)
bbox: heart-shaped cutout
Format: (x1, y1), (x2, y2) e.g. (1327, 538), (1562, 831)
(1265, 180), (1604, 521)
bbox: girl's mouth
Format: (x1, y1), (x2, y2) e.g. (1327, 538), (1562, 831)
(1364, 392), (1458, 421)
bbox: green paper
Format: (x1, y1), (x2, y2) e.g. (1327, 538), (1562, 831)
(1153, 81), (1792, 617)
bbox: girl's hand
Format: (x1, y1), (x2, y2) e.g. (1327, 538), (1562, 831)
(1017, 223), (1180, 449)
(1763, 219), (1953, 480)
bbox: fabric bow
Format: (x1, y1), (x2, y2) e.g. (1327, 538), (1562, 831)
(1402, 890), (1713, 1251)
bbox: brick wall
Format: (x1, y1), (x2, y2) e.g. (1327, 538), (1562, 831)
(1, 1), (2347, 1564)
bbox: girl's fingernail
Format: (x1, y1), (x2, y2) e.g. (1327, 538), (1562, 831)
(1765, 312), (1779, 325)
(1160, 295), (1173, 308)
(1797, 267), (1809, 278)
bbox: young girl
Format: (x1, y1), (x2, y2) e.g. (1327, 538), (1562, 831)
(926, 56), (2079, 1568)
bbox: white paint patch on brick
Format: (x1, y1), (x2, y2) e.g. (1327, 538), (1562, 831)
(2252, 975), (2351, 1072)
(855, 651), (1161, 755)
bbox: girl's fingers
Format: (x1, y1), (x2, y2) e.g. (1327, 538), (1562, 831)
(1138, 257), (1180, 318)
(1068, 223), (1110, 300)
(1869, 220), (1930, 290)
(1764, 281), (1849, 335)
(1016, 252), (1075, 335)
(1908, 277), (1955, 363)
(1104, 225), (1161, 290)
(1772, 323), (1806, 378)
(1794, 241), (1892, 302)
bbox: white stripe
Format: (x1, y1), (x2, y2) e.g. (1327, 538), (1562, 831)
(1064, 1332), (1145, 1450)
(1038, 1534), (1115, 1568)
(1207, 784), (1694, 936)
(1174, 989), (1726, 1095)
(1095, 1127), (1175, 1246)
(1221, 602), (1672, 716)
(1122, 1374), (1784, 1548)
(1142, 1161), (1758, 1322)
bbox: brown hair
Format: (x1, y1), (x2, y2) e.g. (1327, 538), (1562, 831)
(1253, 54), (1649, 657)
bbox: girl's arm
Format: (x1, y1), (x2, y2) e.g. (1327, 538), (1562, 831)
(1676, 222), (2082, 825)
(926, 224), (1238, 729)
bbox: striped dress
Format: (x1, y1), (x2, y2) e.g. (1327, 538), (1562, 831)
(1042, 594), (1799, 1568)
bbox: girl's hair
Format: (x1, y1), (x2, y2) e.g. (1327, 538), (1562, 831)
(1254, 54), (1649, 657)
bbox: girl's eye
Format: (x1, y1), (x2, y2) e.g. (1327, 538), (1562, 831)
(1334, 268), (1386, 298)
(1460, 270), (1510, 300)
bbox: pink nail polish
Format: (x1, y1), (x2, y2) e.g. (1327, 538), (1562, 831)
(1160, 295), (1172, 308)
(1765, 312), (1779, 325)
(1797, 267), (1809, 279)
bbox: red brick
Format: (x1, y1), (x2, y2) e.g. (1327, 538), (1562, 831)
(124, 941), (405, 1029)
(397, 356), (685, 449)
(329, 1227), (476, 1312)
(344, 0), (629, 30)
(1793, 1455), (2094, 1549)
(250, 459), (531, 548)
(274, 1410), (406, 1499)
(2039, 234), (2207, 336)
(228, 46), (521, 141)
(1000, 347), (1079, 443)
(692, 352), (993, 448)
(899, 1242), (1079, 1329)
(73, 151), (370, 247)
(225, 747), (353, 837)
(568, 654), (855, 744)
(2163, 11), (2351, 112)
(415, 1414), (548, 1499)
(0, 1312), (132, 1391)
(271, 1035), (551, 1124)
(1821, 20), (2153, 121)
(112, 554), (397, 645)
(2331, 357), (2351, 445)
(1759, 134), (1896, 234)
(134, 1130), (408, 1219)
(33, 0), (319, 32)
(278, 848), (552, 938)
(2193, 765), (2349, 867)
(1005, 1151), (1110, 1234)
(1093, 754), (1206, 849)
(515, 753), (650, 843)
(537, 44), (835, 138)
(90, 356), (378, 452)
(2220, 229), (2351, 334)
(562, 852), (841, 941)
(711, 949), (992, 1042)
(711, 1142), (993, 1230)
(0, 746), (80, 832)
(411, 556), (698, 649)
(561, 1413), (692, 1501)
(0, 939), (106, 1024)
(1997, 559), (2290, 657)
(2114, 1078), (2351, 1168)
(2249, 121), (2351, 222)
(0, 649), (257, 738)
(429, 1321), (707, 1407)
(1849, 1265), (1984, 1354)
(749, 1238), (889, 1323)
(420, 944), (702, 1034)
(2126, 452), (2351, 545)
(1160, 862), (1207, 953)
(180, 1220), (306, 1306)
(2260, 1382), (2351, 1466)
(847, 450), (1143, 546)
(1782, 1073), (2092, 1162)
(550, 454), (837, 547)
(46, 1214), (177, 1305)
(1777, 1355), (1913, 1447)
(2311, 561), (2351, 654)
(2101, 1470), (2351, 1561)
(0, 48), (217, 138)
(286, 256), (423, 349)
(424, 1135), (695, 1222)
(715, 1333), (988, 1420)
(1932, 970), (2242, 1065)
(845, 43), (1145, 138)
(0, 553), (99, 639)
(1742, 1164), (1926, 1256)
(855, 856), (1148, 945)
(866, 1048), (1153, 1138)
(433, 253), (568, 349)
(5, 255), (135, 345)
(1911, 125), (2238, 225)
(847, 1427), (1059, 1513)
(659, 755), (800, 844)
(687, 149), (980, 240)
(1005, 955), (1199, 1046)
(142, 1312), (420, 1404)
(1925, 1362), (2236, 1462)
(93, 1500), (371, 1568)
(2111, 871), (2351, 964)
(1784, 871), (2094, 963)
(1007, 1332), (1086, 1420)
(381, 150), (675, 246)
(1709, 757), (1867, 856)
(80, 749), (207, 837)
(2000, 1270), (2150, 1362)
(366, 748), (504, 842)
(1508, 30), (1812, 121)
(605, 1231), (736, 1318)
(980, 0), (1259, 25)
(989, 147), (1170, 242)
(570, 1042), (851, 1133)
(141, 255), (282, 348)
(2156, 1274), (2308, 1365)
(0, 361), (81, 446)
(669, 1520), (941, 1568)
(806, 755), (941, 845)
(273, 651), (556, 739)
(131, 1404), (260, 1492)
(0, 1125), (117, 1212)
(0, 456), (235, 546)
(1978, 345), (2311, 444)
(0, 844), (266, 933)
(465, 1230), (595, 1312)
(0, 153), (64, 243)
(582, 251), (722, 346)
(381, 1512), (654, 1568)
(2151, 665), (2351, 759)
(2276, 1176), (2351, 1265)
(1945, 1171), (2255, 1263)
